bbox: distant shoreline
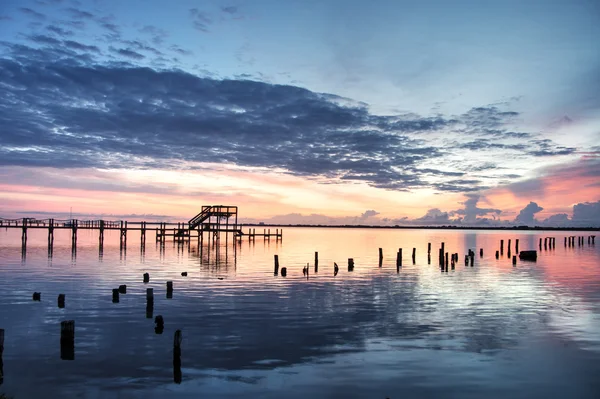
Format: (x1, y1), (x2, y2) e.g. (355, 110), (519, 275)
(242, 224), (600, 232)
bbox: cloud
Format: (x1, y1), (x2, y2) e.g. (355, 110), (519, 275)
(189, 8), (212, 32)
(360, 210), (379, 219)
(221, 6), (239, 14)
(108, 46), (145, 59)
(139, 25), (168, 45)
(169, 45), (192, 56)
(46, 25), (74, 36)
(542, 213), (570, 227)
(19, 8), (46, 20)
(65, 7), (94, 19)
(515, 202), (544, 225)
(0, 43), (587, 196)
(63, 40), (101, 53)
(0, 15), (13, 21)
(572, 200), (600, 225)
(451, 194), (501, 224)
(413, 208), (451, 225)
(26, 34), (62, 45)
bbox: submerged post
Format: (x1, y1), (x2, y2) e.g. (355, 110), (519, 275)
(143, 273), (150, 283)
(412, 248), (416, 263)
(515, 239), (519, 253)
(379, 248), (383, 267)
(348, 258), (354, 272)
(512, 255), (517, 266)
(112, 289), (119, 303)
(280, 267), (287, 277)
(274, 255), (279, 275)
(427, 242), (431, 254)
(60, 320), (75, 360)
(480, 248), (483, 257)
(500, 240), (504, 254)
(315, 251), (319, 273)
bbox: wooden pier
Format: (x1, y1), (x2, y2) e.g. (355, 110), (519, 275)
(1, 205), (283, 251)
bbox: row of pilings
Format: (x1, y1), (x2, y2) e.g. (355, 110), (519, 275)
(271, 234), (597, 277)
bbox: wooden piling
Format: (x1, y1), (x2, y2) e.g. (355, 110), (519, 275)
(112, 289), (119, 303)
(445, 252), (449, 268)
(274, 255), (279, 275)
(500, 240), (504, 253)
(412, 248), (416, 263)
(146, 288), (154, 301)
(155, 315), (164, 334)
(348, 258), (354, 272)
(33, 292), (41, 301)
(427, 242), (431, 254)
(515, 239), (519, 253)
(60, 320), (75, 360)
(512, 255), (517, 266)
(173, 330), (182, 384)
(181, 272), (188, 277)
(379, 248), (383, 266)
(480, 248), (483, 257)
(465, 255), (469, 266)
(495, 250), (499, 259)
(397, 249), (402, 268)
(315, 251), (319, 272)
(281, 267), (287, 277)
(143, 273), (150, 283)
(58, 294), (65, 308)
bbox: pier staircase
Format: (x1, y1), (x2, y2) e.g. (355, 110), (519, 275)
(187, 205), (242, 236)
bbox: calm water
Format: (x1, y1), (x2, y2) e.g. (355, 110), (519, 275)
(1, 227), (599, 398)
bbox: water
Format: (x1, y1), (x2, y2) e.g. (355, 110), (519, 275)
(1, 227), (599, 398)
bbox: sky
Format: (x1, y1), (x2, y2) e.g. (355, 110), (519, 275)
(0, 0), (598, 226)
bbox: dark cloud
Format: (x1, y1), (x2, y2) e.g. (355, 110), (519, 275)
(65, 7), (94, 19)
(26, 34), (62, 46)
(189, 8), (212, 32)
(108, 46), (145, 59)
(63, 40), (101, 53)
(515, 202), (543, 225)
(46, 25), (74, 36)
(506, 178), (546, 198)
(19, 8), (46, 20)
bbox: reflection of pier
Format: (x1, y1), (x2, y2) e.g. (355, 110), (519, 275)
(1, 205), (283, 256)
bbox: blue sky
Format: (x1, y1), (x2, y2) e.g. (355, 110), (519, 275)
(0, 0), (598, 225)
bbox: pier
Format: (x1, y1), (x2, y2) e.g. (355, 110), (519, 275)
(1, 205), (283, 252)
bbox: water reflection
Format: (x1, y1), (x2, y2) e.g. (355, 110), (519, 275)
(0, 228), (599, 398)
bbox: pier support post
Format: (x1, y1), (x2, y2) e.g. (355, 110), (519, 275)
(480, 248), (483, 257)
(427, 242), (431, 254)
(315, 252), (319, 272)
(348, 258), (354, 272)
(500, 240), (504, 254)
(515, 239), (519, 253)
(274, 255), (279, 275)
(379, 248), (383, 267)
(412, 248), (416, 264)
